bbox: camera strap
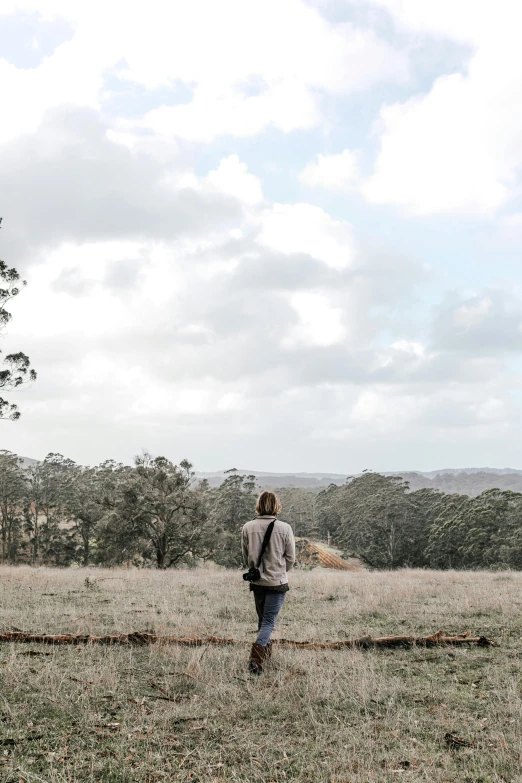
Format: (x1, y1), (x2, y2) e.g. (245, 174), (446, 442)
(256, 518), (276, 570)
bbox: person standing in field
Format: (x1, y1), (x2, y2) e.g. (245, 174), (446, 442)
(241, 490), (296, 675)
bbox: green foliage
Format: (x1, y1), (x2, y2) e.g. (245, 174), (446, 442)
(276, 487), (316, 537)
(208, 469), (257, 567)
(212, 469), (257, 532)
(426, 488), (522, 570)
(3, 449), (522, 571)
(0, 226), (37, 420)
(98, 452), (211, 569)
(322, 473), (424, 568)
(0, 450), (26, 562)
(314, 473), (522, 571)
(315, 482), (344, 542)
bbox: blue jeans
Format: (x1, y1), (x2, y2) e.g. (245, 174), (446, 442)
(253, 589), (286, 647)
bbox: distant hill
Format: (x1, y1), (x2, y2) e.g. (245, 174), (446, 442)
(16, 460), (522, 497)
(197, 470), (347, 489)
(416, 467), (522, 478)
(196, 467), (522, 496)
(196, 469), (347, 489)
(395, 470), (522, 497)
(18, 456), (40, 469)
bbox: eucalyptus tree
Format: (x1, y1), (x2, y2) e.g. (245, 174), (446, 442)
(24, 461), (44, 565)
(316, 473), (420, 569)
(497, 492), (522, 569)
(89, 460), (132, 566)
(209, 469), (257, 567)
(406, 487), (446, 568)
(0, 450), (27, 562)
(213, 469), (257, 531)
(426, 492), (479, 569)
(315, 482), (344, 544)
(275, 487), (317, 537)
(457, 489), (514, 568)
(344, 473), (415, 568)
(36, 454), (79, 565)
(0, 224), (37, 420)
(103, 452), (210, 568)
(438, 489), (522, 570)
(65, 464), (110, 566)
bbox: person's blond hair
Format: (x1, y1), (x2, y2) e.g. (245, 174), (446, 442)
(256, 490), (282, 517)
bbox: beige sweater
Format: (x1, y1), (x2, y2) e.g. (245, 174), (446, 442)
(241, 516), (296, 587)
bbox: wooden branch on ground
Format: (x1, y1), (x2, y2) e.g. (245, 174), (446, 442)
(276, 630), (497, 649)
(0, 629), (497, 649)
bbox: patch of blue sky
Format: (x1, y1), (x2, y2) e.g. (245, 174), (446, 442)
(508, 361), (522, 385)
(192, 123), (323, 189)
(305, 0), (473, 88)
(323, 200), (515, 295)
(194, 122), (517, 305)
(188, 30), (472, 204)
(196, 138), (504, 287)
(237, 74), (270, 98)
(0, 11), (74, 69)
(100, 65), (193, 118)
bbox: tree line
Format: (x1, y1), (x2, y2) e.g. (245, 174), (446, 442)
(0, 452), (263, 569)
(315, 472), (522, 570)
(1, 452), (521, 570)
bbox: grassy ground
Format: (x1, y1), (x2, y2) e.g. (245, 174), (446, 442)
(0, 566), (521, 783)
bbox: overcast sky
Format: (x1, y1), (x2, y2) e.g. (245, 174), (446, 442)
(1, 0), (522, 473)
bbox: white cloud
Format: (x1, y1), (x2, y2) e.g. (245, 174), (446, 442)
(3, 0), (522, 471)
(285, 292), (347, 347)
(431, 289), (522, 355)
(206, 155), (264, 206)
(0, 39), (103, 144)
(140, 80), (321, 143)
(11, 241), (140, 339)
(366, 0), (498, 43)
(372, 340), (432, 377)
(257, 203), (356, 269)
(299, 149), (360, 191)
(0, 0), (409, 145)
(217, 392), (247, 411)
(390, 340), (425, 356)
(5, 216), (520, 468)
(453, 297), (492, 331)
(498, 212), (522, 241)
(349, 388), (420, 428)
(361, 1), (522, 216)
(471, 396), (506, 424)
(119, 0), (409, 141)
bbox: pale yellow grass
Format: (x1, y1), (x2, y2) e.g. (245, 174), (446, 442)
(1, 566), (522, 782)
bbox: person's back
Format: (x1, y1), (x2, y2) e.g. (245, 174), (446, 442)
(242, 516), (294, 588)
(241, 491), (295, 675)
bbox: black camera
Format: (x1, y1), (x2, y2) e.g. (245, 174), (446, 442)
(243, 567), (261, 582)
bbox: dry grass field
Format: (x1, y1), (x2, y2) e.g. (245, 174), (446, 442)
(1, 566), (522, 783)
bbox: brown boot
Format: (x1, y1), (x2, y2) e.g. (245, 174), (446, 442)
(248, 643), (266, 675)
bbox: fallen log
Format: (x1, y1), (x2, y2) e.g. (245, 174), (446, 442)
(276, 630), (497, 649)
(0, 629), (497, 649)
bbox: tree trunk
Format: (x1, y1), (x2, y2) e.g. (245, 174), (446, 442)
(7, 515), (13, 563)
(32, 508), (39, 566)
(156, 534), (167, 569)
(82, 531), (89, 567)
